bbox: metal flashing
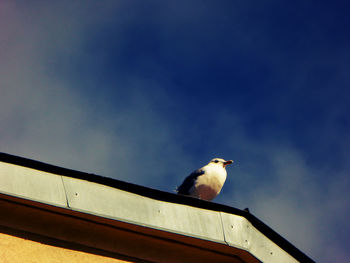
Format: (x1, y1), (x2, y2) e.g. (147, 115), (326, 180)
(62, 176), (225, 243)
(0, 152), (315, 263)
(0, 161), (67, 208)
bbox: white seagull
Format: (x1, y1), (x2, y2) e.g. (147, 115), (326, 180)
(176, 158), (233, 201)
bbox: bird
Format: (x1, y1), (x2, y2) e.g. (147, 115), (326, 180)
(176, 158), (233, 201)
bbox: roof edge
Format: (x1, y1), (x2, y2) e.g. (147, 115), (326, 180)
(0, 152), (314, 263)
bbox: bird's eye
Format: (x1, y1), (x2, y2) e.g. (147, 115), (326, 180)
(214, 160), (219, 163)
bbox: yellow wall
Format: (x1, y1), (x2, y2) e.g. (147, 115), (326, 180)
(0, 232), (131, 263)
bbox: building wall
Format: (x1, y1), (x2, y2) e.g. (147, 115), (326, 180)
(0, 232), (131, 263)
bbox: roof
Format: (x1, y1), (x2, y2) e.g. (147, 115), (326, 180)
(0, 152), (314, 262)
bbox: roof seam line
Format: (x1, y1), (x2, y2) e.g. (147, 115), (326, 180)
(60, 176), (70, 209)
(219, 212), (229, 246)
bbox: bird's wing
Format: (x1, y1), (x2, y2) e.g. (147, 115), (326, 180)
(176, 169), (205, 195)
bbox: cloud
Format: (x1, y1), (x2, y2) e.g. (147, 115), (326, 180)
(0, 1), (197, 193)
(216, 129), (350, 262)
(1, 2), (349, 263)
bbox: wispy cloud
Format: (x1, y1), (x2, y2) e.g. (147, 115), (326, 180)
(0, 1), (193, 191)
(217, 130), (350, 262)
(1, 2), (349, 262)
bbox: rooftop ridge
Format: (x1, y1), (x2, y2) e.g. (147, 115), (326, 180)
(0, 152), (314, 263)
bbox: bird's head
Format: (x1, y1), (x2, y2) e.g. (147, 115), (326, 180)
(209, 158), (233, 168)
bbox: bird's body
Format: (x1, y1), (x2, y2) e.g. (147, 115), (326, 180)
(177, 158), (233, 201)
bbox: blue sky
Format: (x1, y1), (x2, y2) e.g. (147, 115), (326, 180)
(1, 1), (349, 262)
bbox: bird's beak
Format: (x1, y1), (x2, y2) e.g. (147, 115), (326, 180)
(224, 160), (233, 167)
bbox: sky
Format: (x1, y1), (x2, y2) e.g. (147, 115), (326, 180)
(1, 1), (349, 262)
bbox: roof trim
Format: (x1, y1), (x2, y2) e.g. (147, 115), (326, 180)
(0, 152), (314, 262)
